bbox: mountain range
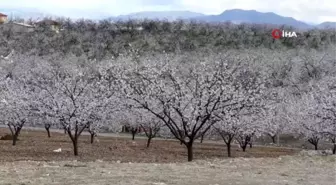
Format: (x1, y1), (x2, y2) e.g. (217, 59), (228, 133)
(116, 11), (205, 21)
(1, 8), (335, 29)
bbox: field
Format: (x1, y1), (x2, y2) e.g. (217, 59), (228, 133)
(0, 154), (334, 185)
(0, 128), (298, 162)
(0, 128), (336, 185)
(0, 128), (335, 185)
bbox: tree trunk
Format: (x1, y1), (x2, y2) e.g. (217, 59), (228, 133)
(132, 132), (136, 140)
(90, 133), (94, 144)
(12, 134), (18, 146)
(200, 134), (204, 143)
(11, 127), (22, 146)
(46, 128), (51, 138)
(242, 145), (247, 152)
(187, 143), (193, 162)
(333, 144), (336, 155)
(147, 137), (152, 148)
(308, 138), (319, 150)
(221, 134), (234, 158)
(249, 142), (252, 148)
(68, 129), (80, 156)
(227, 142), (231, 157)
(240, 136), (250, 152)
(271, 135), (276, 144)
(72, 137), (79, 156)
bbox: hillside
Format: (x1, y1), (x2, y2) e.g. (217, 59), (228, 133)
(317, 22), (336, 29)
(194, 9), (312, 29)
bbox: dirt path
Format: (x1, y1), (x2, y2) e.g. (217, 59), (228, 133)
(0, 155), (334, 185)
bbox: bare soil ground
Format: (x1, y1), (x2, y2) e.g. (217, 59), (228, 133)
(0, 128), (334, 185)
(0, 128), (298, 163)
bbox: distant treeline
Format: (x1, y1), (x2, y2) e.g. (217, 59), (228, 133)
(0, 18), (335, 59)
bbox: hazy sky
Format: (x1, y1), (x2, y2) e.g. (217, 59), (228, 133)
(2, 0), (336, 23)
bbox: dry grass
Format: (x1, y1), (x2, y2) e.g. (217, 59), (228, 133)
(0, 155), (334, 185)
